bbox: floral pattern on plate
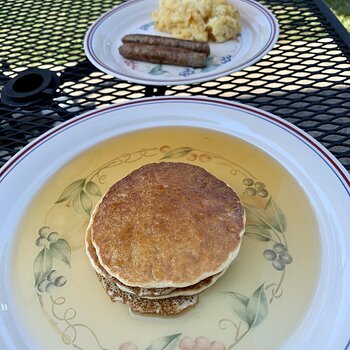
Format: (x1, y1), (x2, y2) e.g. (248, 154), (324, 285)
(32, 145), (293, 350)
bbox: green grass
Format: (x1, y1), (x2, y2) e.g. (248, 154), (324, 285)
(324, 0), (350, 32)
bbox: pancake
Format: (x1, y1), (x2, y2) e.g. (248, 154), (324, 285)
(90, 162), (245, 288)
(117, 269), (227, 299)
(98, 274), (198, 315)
(86, 226), (227, 299)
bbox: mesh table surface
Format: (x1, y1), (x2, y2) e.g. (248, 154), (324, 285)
(0, 0), (349, 170)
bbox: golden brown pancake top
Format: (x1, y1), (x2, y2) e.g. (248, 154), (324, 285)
(91, 162), (245, 288)
(86, 226), (226, 298)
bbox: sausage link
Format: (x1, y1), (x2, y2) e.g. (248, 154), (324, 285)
(119, 43), (208, 68)
(122, 34), (210, 56)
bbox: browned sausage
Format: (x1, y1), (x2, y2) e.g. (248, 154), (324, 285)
(121, 34), (210, 56)
(118, 43), (208, 68)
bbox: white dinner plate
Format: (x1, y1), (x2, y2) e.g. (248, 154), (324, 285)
(0, 97), (349, 350)
(84, 0), (279, 85)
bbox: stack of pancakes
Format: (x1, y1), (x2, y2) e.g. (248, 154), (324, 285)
(86, 162), (245, 315)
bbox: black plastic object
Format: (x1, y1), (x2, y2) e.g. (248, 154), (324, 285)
(1, 68), (60, 107)
(0, 0), (349, 170)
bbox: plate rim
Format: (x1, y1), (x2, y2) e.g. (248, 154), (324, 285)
(0, 96), (349, 350)
(1, 97), (348, 189)
(83, 0), (280, 85)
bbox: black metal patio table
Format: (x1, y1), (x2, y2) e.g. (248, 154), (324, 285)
(0, 0), (349, 170)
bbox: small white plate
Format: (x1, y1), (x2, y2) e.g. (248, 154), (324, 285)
(0, 97), (349, 350)
(84, 0), (279, 85)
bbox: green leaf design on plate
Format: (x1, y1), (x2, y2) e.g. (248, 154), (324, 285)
(145, 333), (182, 350)
(244, 224), (272, 242)
(245, 205), (269, 228)
(55, 178), (85, 203)
(161, 147), (193, 160)
(33, 248), (53, 286)
(224, 291), (249, 322)
(73, 189), (93, 218)
(86, 180), (102, 197)
(246, 284), (268, 329)
(245, 200), (287, 235)
(149, 64), (167, 75)
(264, 198), (287, 234)
(50, 239), (71, 267)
